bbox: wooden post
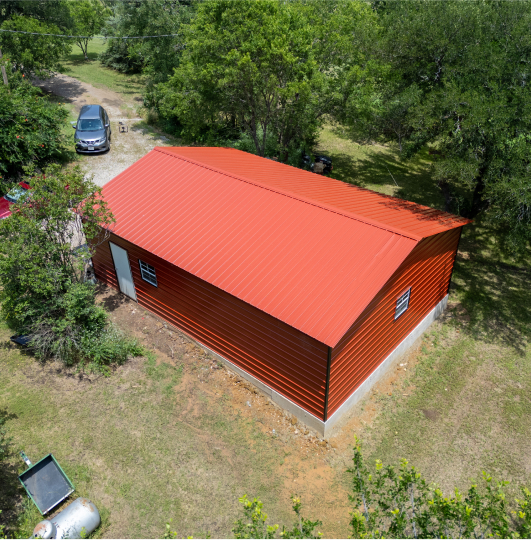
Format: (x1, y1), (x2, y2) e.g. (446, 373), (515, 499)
(0, 47), (8, 87)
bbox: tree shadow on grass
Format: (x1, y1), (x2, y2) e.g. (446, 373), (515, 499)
(318, 128), (443, 209)
(450, 225), (531, 356)
(61, 50), (100, 67)
(0, 408), (24, 537)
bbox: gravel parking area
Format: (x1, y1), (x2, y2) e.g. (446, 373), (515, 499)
(35, 73), (175, 187)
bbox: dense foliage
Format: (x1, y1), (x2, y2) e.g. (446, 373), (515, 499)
(0, 0), (73, 78)
(0, 77), (68, 182)
(157, 0), (373, 159)
(100, 0), (194, 85)
(350, 439), (531, 538)
(0, 15), (71, 78)
(339, 0), (531, 255)
(0, 0), (73, 31)
(0, 165), (142, 371)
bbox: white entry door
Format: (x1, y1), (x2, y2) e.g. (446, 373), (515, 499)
(109, 242), (137, 301)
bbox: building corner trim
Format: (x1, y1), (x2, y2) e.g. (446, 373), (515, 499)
(323, 347), (332, 421)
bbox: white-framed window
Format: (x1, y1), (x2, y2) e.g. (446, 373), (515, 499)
(395, 288), (411, 320)
(139, 259), (158, 287)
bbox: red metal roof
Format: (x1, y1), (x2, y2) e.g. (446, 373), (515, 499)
(164, 147), (470, 239)
(101, 147), (467, 346)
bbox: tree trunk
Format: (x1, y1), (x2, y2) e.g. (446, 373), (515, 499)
(438, 180), (453, 213)
(467, 176), (486, 219)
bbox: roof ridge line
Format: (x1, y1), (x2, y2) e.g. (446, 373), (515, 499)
(153, 147), (422, 241)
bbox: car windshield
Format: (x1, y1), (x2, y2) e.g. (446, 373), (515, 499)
(5, 186), (29, 204)
(78, 118), (103, 131)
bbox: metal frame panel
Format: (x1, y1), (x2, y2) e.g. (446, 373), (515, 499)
(94, 234), (330, 419)
(327, 228), (462, 417)
(18, 454), (75, 515)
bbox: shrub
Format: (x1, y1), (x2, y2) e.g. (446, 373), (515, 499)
(0, 164), (142, 370)
(80, 324), (143, 373)
(0, 76), (69, 182)
(349, 438), (531, 538)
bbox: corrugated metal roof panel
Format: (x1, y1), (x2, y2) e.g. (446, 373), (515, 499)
(101, 148), (420, 346)
(165, 147), (470, 238)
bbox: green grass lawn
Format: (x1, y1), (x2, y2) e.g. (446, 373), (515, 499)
(59, 39), (144, 101)
(317, 124), (443, 208)
(0, 339), (293, 539)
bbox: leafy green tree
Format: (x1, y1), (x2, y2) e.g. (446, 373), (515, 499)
(0, 76), (69, 181)
(69, 0), (110, 60)
(0, 15), (72, 77)
(350, 438), (531, 538)
(0, 165), (141, 370)
(99, 0), (195, 84)
(158, 0), (374, 159)
(340, 0), (531, 256)
(0, 0), (73, 31)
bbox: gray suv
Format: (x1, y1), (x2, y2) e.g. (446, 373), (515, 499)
(73, 105), (111, 153)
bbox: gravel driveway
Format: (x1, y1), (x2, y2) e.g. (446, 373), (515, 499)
(36, 73), (174, 187)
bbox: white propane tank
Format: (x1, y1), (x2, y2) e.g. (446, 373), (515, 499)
(32, 498), (100, 539)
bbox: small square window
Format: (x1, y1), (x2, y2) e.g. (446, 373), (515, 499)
(395, 288), (411, 320)
(139, 260), (157, 287)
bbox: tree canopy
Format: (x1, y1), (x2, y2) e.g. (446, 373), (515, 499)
(0, 15), (72, 77)
(99, 0), (194, 85)
(69, 0), (110, 60)
(338, 0), (531, 255)
(0, 76), (69, 181)
(158, 0), (375, 159)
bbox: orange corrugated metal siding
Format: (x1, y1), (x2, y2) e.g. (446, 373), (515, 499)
(327, 228), (461, 418)
(100, 148), (419, 347)
(165, 147), (470, 238)
(93, 233), (330, 419)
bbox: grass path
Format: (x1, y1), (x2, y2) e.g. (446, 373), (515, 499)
(60, 40), (144, 100)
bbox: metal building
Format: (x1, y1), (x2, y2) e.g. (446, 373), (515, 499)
(92, 147), (470, 435)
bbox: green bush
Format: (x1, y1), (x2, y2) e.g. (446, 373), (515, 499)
(28, 283), (142, 372)
(0, 165), (142, 371)
(350, 438), (531, 538)
(80, 324), (143, 373)
(0, 77), (69, 182)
